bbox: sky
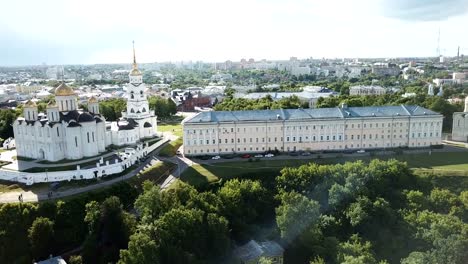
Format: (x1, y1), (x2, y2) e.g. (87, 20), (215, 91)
(1, 0), (468, 66)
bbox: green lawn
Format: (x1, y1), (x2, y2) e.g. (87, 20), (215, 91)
(159, 138), (183, 157)
(180, 151), (468, 189)
(158, 123), (183, 137)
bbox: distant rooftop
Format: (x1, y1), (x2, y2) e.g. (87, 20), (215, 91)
(184, 105), (441, 124)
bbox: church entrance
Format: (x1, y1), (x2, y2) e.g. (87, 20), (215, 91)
(38, 149), (45, 160)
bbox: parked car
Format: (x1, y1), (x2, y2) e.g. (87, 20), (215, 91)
(265, 153), (275, 158)
(254, 154), (263, 158)
(301, 152), (311, 156)
(241, 154), (251, 159)
(356, 149), (366, 153)
(176, 150), (181, 155)
(212, 155), (220, 160)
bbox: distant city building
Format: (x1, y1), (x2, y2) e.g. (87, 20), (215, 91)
(171, 89), (212, 112)
(211, 73), (233, 82)
(452, 72), (467, 84)
(183, 105), (443, 156)
(349, 85), (386, 96)
(402, 92), (417, 98)
(428, 84), (434, 96)
(241, 87), (337, 108)
(433, 78), (455, 87)
(291, 66), (311, 76)
(371, 63), (400, 77)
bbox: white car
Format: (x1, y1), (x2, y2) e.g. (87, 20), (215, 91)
(254, 154), (263, 158)
(356, 149), (366, 153)
(265, 153), (275, 158)
(212, 155), (221, 160)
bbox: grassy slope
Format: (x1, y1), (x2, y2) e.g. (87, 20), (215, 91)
(158, 124), (183, 138)
(180, 151), (468, 190)
(159, 138), (183, 157)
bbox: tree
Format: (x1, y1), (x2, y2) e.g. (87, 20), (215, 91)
(0, 109), (18, 139)
(119, 232), (160, 264)
(276, 191), (321, 241)
(218, 179), (269, 238)
(429, 188), (459, 214)
(259, 256), (273, 264)
(337, 234), (379, 264)
(68, 255), (83, 264)
(83, 196), (136, 264)
(99, 98), (127, 121)
(148, 96), (177, 118)
(28, 217), (55, 260)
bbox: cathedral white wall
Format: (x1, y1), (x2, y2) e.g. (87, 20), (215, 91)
(96, 122), (106, 152)
(0, 138), (169, 185)
(56, 95), (77, 112)
(452, 113), (468, 142)
(65, 126), (83, 160)
(79, 122), (99, 158)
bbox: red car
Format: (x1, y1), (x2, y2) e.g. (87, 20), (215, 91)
(241, 154), (251, 158)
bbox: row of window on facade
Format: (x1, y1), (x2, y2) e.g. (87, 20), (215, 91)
(186, 131), (440, 146)
(130, 108), (147, 113)
(130, 90), (145, 99)
(74, 132), (96, 147)
(186, 121), (441, 135)
(17, 126), (61, 137)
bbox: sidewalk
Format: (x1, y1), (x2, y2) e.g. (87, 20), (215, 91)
(0, 139), (172, 203)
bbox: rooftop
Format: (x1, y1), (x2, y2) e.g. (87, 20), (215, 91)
(184, 105), (441, 124)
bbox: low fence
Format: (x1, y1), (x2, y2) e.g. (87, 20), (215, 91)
(0, 139), (168, 185)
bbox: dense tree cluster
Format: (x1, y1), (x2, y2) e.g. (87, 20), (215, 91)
(0, 182), (137, 263)
(99, 98), (127, 121)
(214, 95), (308, 111)
(147, 96), (177, 118)
(1, 159), (467, 264)
(0, 108), (19, 140)
(275, 160), (468, 263)
(99, 96), (177, 121)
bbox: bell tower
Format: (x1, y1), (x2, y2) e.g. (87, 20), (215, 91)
(126, 41), (150, 119)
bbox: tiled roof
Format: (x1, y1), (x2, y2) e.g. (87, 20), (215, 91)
(184, 105), (441, 124)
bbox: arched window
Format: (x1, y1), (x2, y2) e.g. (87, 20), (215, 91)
(131, 108), (135, 113)
(140, 90), (144, 97)
(130, 91), (134, 99)
(142, 107), (146, 112)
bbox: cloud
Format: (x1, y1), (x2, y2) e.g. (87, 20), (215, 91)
(380, 0), (468, 21)
(0, 0), (467, 65)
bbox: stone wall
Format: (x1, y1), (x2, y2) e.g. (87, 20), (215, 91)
(0, 138), (168, 185)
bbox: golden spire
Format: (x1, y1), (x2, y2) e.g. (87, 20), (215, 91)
(129, 41), (142, 76)
(132, 40), (137, 69)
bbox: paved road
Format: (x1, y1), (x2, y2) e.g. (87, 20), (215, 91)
(2, 140), (465, 203)
(0, 139), (172, 203)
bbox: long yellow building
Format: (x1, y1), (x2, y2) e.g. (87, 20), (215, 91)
(182, 104), (443, 156)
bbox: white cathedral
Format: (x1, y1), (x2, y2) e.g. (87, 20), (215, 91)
(13, 45), (158, 161)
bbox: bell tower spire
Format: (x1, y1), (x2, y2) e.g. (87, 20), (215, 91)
(132, 40), (137, 69)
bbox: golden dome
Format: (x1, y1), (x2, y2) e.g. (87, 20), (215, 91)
(88, 96), (98, 103)
(129, 68), (142, 76)
(24, 100), (37, 108)
(55, 83), (75, 96)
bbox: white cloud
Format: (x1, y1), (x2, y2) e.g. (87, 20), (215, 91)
(1, 0), (467, 65)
